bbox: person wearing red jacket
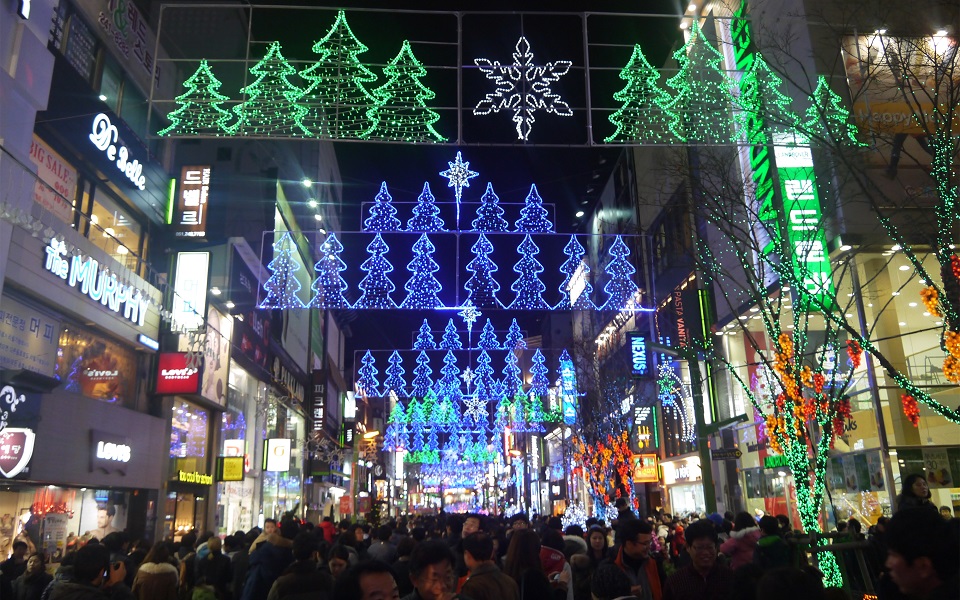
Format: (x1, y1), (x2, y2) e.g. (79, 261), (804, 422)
(318, 517), (337, 544)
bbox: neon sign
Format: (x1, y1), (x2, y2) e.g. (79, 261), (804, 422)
(88, 113), (146, 190)
(43, 238), (150, 326)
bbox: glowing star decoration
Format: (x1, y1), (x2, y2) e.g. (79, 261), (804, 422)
(308, 232), (350, 309)
(299, 10), (378, 138)
(365, 40), (445, 143)
(657, 363), (695, 442)
(355, 233), (397, 309)
(259, 232), (306, 309)
(514, 184), (554, 233)
(458, 301), (481, 334)
(159, 59), (232, 136)
(440, 151), (479, 225)
(400, 233), (444, 309)
(231, 41), (311, 137)
(406, 183), (446, 232)
(508, 234), (550, 310)
(472, 183), (509, 232)
(474, 36), (573, 141)
(604, 45), (676, 144)
(601, 236), (641, 311)
(364, 182), (402, 232)
(464, 233), (502, 309)
(460, 367), (475, 389)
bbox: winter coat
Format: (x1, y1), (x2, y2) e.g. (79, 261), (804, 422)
(719, 526), (761, 570)
(752, 535), (792, 571)
(12, 569), (54, 600)
(317, 522), (336, 545)
(239, 541), (293, 600)
(265, 560), (332, 600)
(131, 562), (179, 600)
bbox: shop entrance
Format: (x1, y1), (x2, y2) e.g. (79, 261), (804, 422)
(164, 490), (207, 540)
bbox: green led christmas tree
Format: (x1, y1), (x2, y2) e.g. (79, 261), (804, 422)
(736, 53), (800, 136)
(300, 10), (378, 138)
(364, 40), (445, 142)
(664, 22), (738, 144)
(803, 76), (863, 147)
(605, 44), (676, 144)
(159, 59), (232, 136)
(231, 41), (311, 137)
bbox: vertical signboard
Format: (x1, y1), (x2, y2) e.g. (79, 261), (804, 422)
(28, 137), (77, 223)
(171, 252), (209, 332)
(311, 369), (326, 435)
(628, 332), (649, 377)
(174, 166), (211, 238)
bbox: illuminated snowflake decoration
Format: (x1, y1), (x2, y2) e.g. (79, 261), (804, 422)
(458, 301), (481, 333)
(474, 37), (572, 141)
(439, 151), (479, 203)
(463, 394), (487, 425)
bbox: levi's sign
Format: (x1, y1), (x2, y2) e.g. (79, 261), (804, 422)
(91, 430), (132, 474)
(43, 238), (150, 326)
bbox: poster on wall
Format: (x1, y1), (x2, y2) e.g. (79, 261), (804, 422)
(57, 327), (137, 406)
(77, 490), (128, 539)
(29, 136), (77, 224)
(0, 296), (60, 377)
(42, 514), (69, 562)
(866, 451), (885, 491)
(923, 447), (953, 489)
(201, 307), (232, 406)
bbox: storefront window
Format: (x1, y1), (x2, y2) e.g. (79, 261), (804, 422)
(56, 325), (139, 407)
(170, 399), (210, 476)
(89, 188), (142, 272)
(261, 399), (305, 521)
(218, 362), (264, 534)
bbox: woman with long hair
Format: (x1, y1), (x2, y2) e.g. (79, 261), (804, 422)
(895, 473), (935, 512)
(586, 527), (608, 567)
(503, 529), (566, 600)
(132, 542), (179, 600)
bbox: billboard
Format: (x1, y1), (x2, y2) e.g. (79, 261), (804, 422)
(173, 166), (211, 238)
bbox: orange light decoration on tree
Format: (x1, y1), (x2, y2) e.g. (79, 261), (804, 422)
(572, 430), (638, 511)
(920, 286), (941, 317)
(901, 394), (920, 427)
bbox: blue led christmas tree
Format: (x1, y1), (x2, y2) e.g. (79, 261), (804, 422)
(408, 397), (426, 452)
(231, 41), (311, 137)
(511, 392), (529, 432)
(604, 44), (676, 144)
(411, 351), (434, 397)
(508, 234), (550, 310)
(514, 184), (554, 233)
(502, 349), (523, 398)
(432, 398), (459, 433)
(308, 232), (350, 309)
(299, 10), (378, 138)
(440, 319), (462, 350)
(601, 235), (641, 311)
(159, 59), (232, 136)
(468, 350), (497, 425)
(414, 320), (437, 350)
(478, 318), (500, 350)
(434, 350), (464, 407)
(464, 233), (502, 309)
(401, 234), (444, 309)
(472, 183), (510, 232)
(364, 40), (445, 142)
(406, 182), (446, 232)
(259, 232), (306, 309)
(530, 349), (550, 396)
(383, 350), (408, 397)
(383, 399), (408, 451)
(363, 182), (402, 232)
(556, 234), (597, 310)
(426, 422), (440, 455)
(663, 21), (738, 144)
(355, 233), (397, 309)
(526, 393), (546, 432)
(356, 350), (380, 397)
(493, 395), (510, 436)
(504, 318), (527, 350)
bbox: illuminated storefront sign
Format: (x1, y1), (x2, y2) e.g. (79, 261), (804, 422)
(218, 456), (244, 482)
(178, 470), (213, 485)
(155, 352), (200, 395)
(43, 238), (150, 326)
(174, 166), (211, 238)
(171, 252), (209, 332)
(0, 427), (36, 478)
(91, 430), (132, 474)
(662, 456), (702, 485)
(263, 438), (291, 472)
(632, 453), (659, 483)
(628, 332), (649, 377)
(764, 454), (790, 469)
(88, 113), (146, 190)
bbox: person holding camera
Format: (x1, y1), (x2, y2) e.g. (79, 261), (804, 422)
(48, 544), (134, 600)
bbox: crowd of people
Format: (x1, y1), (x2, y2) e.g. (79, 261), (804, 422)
(0, 475), (957, 600)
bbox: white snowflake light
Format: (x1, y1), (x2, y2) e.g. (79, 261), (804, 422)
(474, 37), (572, 140)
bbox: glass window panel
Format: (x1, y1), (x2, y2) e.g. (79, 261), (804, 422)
(89, 189), (141, 271)
(56, 325), (138, 407)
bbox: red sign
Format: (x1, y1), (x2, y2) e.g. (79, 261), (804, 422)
(339, 495), (351, 515)
(0, 428), (36, 479)
(155, 353), (200, 395)
(632, 454), (660, 483)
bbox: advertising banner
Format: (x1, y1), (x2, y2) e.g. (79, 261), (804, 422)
(28, 136), (76, 223)
(173, 166), (211, 238)
(201, 307), (232, 406)
(0, 296), (60, 377)
(155, 352), (200, 395)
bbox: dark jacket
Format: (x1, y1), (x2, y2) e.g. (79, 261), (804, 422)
(49, 582), (134, 600)
(265, 560), (332, 600)
(195, 551), (233, 599)
(460, 562), (519, 600)
(240, 541), (293, 600)
(752, 535), (792, 571)
(13, 569), (54, 600)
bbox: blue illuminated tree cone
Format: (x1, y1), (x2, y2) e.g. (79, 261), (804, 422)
(508, 234), (550, 310)
(406, 182), (446, 232)
(514, 184), (554, 233)
(472, 183), (509, 232)
(401, 233), (444, 309)
(363, 181), (402, 232)
(355, 233), (397, 308)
